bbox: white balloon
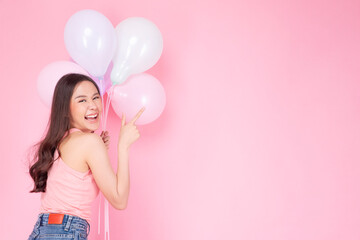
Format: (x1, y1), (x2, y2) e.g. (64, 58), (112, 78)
(111, 17), (163, 85)
(64, 9), (117, 77)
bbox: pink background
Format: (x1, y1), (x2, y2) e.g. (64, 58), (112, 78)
(1, 0), (360, 239)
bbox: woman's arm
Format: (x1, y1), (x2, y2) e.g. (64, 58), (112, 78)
(84, 134), (129, 210)
(84, 107), (145, 210)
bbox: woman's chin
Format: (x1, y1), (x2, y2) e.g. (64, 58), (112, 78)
(88, 125), (100, 132)
(80, 124), (100, 133)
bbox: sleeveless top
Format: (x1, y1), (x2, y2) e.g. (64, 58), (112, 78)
(40, 128), (99, 223)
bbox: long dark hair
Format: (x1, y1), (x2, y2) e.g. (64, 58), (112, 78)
(29, 73), (100, 193)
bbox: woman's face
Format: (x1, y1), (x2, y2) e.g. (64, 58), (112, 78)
(69, 80), (102, 133)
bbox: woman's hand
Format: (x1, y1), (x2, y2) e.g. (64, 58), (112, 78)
(118, 107), (145, 150)
(100, 131), (110, 150)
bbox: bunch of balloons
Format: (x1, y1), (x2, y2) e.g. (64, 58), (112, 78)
(37, 9), (166, 127)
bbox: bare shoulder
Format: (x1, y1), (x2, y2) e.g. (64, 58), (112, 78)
(59, 132), (106, 172)
(71, 132), (108, 166)
(69, 132), (105, 152)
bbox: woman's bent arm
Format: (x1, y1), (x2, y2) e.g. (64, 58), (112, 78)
(83, 134), (129, 210)
(85, 108), (144, 209)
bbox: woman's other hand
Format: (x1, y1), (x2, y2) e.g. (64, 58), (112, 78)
(100, 131), (110, 150)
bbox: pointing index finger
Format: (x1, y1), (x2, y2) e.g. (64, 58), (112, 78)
(130, 107), (146, 124)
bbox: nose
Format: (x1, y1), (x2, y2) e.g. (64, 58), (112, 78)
(88, 100), (97, 110)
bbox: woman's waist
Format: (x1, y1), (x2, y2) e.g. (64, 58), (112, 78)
(37, 212), (89, 233)
(40, 199), (94, 223)
(41, 181), (99, 210)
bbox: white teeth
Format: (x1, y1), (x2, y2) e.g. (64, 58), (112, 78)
(85, 114), (98, 119)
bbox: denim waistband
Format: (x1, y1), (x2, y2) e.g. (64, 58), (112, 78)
(38, 213), (90, 235)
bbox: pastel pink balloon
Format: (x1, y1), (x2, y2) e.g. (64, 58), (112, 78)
(37, 61), (89, 107)
(111, 73), (166, 125)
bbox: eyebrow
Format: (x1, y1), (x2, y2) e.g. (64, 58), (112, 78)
(74, 92), (100, 99)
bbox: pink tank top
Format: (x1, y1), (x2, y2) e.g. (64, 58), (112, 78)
(40, 128), (99, 223)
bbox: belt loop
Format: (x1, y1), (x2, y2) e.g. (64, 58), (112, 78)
(64, 215), (73, 232)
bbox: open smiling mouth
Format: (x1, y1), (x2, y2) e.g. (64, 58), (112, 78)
(85, 113), (98, 121)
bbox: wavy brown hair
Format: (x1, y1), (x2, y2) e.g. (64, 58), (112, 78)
(29, 73), (100, 192)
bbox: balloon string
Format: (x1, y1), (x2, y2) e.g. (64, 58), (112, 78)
(99, 77), (106, 131)
(98, 79), (115, 240)
(103, 86), (114, 240)
(105, 87), (112, 124)
(104, 94), (109, 130)
(98, 77), (106, 237)
(98, 77), (105, 237)
(104, 86), (114, 130)
(102, 81), (114, 240)
(99, 77), (114, 240)
(98, 194), (102, 235)
(105, 199), (110, 240)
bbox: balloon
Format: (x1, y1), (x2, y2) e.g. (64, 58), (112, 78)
(111, 17), (163, 85)
(93, 76), (111, 96)
(98, 62), (113, 95)
(64, 9), (116, 77)
(37, 61), (89, 107)
(111, 73), (166, 125)
(68, 58), (112, 95)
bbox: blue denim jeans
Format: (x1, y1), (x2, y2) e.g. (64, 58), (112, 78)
(28, 213), (90, 240)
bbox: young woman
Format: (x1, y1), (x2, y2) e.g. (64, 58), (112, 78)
(28, 73), (145, 240)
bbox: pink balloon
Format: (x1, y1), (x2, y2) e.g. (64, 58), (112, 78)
(37, 61), (89, 107)
(111, 73), (166, 125)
